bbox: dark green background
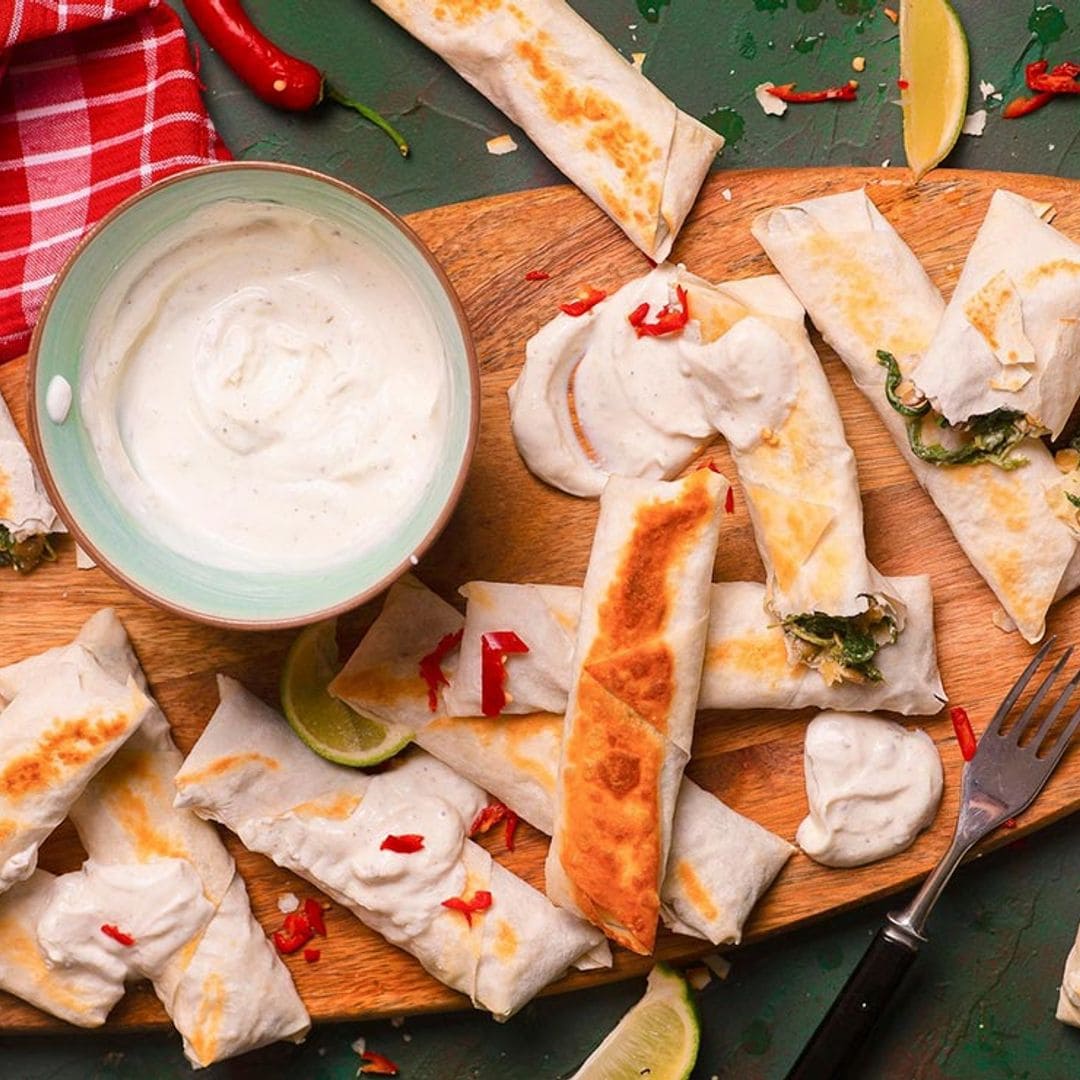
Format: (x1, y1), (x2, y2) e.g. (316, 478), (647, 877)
(5, 1), (1080, 1077)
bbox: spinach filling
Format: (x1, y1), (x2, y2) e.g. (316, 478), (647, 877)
(876, 350), (1036, 471)
(0, 524), (55, 574)
(782, 595), (899, 684)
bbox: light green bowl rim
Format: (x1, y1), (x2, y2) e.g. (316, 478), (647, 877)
(27, 162), (480, 630)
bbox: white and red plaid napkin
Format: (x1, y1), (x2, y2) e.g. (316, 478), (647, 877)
(1, 0), (230, 362)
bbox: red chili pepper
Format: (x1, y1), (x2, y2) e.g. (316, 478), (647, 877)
(381, 833), (425, 854)
(504, 809), (520, 852)
(524, 269), (550, 281)
(1026, 58), (1080, 94)
(1003, 818), (1017, 829)
(627, 302), (650, 327)
(1003, 92), (1055, 119)
(418, 629), (463, 712)
(480, 630), (530, 716)
(183, 0), (408, 154)
(101, 924), (136, 947)
(303, 947), (321, 963)
(359, 1050), (400, 1076)
(896, 78), (910, 90)
(441, 890), (494, 927)
(633, 286), (691, 338)
(272, 910), (314, 954)
(303, 898), (327, 937)
(768, 80), (859, 104)
(950, 706), (977, 762)
(724, 487), (735, 514)
(560, 286), (607, 317)
(1005, 61), (1080, 118)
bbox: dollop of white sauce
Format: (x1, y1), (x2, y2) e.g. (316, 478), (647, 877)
(80, 200), (449, 572)
(796, 711), (943, 868)
(46, 375), (72, 424)
(508, 263), (797, 497)
(37, 859), (214, 983)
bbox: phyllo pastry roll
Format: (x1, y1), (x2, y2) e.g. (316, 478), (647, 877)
(369, 1), (721, 261)
(752, 189), (1079, 642)
(440, 576), (943, 717)
(914, 190), (1080, 440)
(0, 389), (63, 573)
(545, 470), (726, 953)
(175, 678), (606, 1020)
(0, 648), (150, 895)
(331, 576), (793, 946)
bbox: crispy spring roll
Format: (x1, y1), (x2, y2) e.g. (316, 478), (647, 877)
(0, 613), (310, 1065)
(914, 190), (1080, 439)
(0, 649), (150, 895)
(547, 471), (726, 953)
(752, 189), (1080, 642)
(443, 576), (944, 717)
(0, 389), (63, 572)
(369, 1), (722, 260)
(174, 678), (607, 1020)
(331, 575), (793, 946)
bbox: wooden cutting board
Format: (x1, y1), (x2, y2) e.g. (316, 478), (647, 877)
(4, 166), (1080, 1034)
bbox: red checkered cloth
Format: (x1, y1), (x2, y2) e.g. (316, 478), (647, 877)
(0, 0), (230, 362)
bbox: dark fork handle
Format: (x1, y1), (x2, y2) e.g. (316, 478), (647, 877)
(784, 926), (920, 1080)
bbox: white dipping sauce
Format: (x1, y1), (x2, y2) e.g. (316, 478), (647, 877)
(796, 711), (943, 868)
(81, 200), (449, 572)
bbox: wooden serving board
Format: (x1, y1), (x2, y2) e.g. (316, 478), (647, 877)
(5, 167), (1080, 1034)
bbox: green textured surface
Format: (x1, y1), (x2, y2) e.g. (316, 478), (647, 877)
(5, 1), (1080, 1076)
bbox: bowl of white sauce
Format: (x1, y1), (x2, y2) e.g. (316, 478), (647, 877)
(28, 163), (478, 628)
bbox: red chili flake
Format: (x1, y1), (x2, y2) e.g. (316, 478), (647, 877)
(418, 629), (464, 712)
(303, 897), (327, 937)
(768, 80), (859, 104)
(724, 487), (735, 514)
(480, 630), (530, 716)
(359, 1050), (400, 1076)
(627, 302), (650, 328)
(950, 706), (977, 762)
(504, 809), (519, 852)
(560, 285), (607, 317)
(101, 924), (136, 947)
(273, 910), (314, 954)
(380, 833), (425, 854)
(896, 78), (909, 90)
(1026, 58), (1080, 94)
(524, 269), (550, 281)
(470, 802), (509, 836)
(303, 947), (321, 963)
(441, 889), (494, 927)
(633, 285), (691, 338)
(1003, 818), (1017, 829)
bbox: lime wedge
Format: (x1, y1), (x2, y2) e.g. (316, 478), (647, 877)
(570, 964), (700, 1080)
(281, 619), (413, 767)
(900, 0), (970, 180)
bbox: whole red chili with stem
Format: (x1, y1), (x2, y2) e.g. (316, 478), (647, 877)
(183, 0), (408, 154)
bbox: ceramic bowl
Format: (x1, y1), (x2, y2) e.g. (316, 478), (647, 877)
(28, 162), (478, 629)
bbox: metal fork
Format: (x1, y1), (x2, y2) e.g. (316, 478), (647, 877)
(786, 638), (1080, 1080)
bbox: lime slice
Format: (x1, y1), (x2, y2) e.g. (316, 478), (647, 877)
(281, 619), (413, 767)
(900, 0), (970, 180)
(570, 964), (700, 1080)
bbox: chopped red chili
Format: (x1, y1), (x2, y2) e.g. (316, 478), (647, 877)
(441, 889), (494, 926)
(418, 629), (464, 712)
(303, 897), (327, 937)
(272, 910), (315, 954)
(1003, 92), (1055, 119)
(470, 802), (520, 851)
(896, 78), (909, 90)
(1003, 818), (1017, 829)
(504, 809), (520, 852)
(480, 630), (530, 716)
(101, 924), (135, 947)
(768, 80), (859, 103)
(359, 1050), (400, 1076)
(524, 269), (550, 281)
(1026, 58), (1080, 94)
(724, 487), (735, 514)
(633, 285), (691, 338)
(303, 947), (321, 963)
(949, 706), (977, 762)
(381, 833), (425, 854)
(627, 302), (650, 328)
(560, 286), (607, 317)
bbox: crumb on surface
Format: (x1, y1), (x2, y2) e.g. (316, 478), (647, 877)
(486, 134), (518, 155)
